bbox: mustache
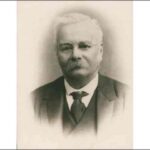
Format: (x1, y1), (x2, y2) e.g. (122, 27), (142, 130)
(66, 60), (82, 71)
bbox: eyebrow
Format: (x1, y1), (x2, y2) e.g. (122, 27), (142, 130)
(59, 43), (72, 45)
(59, 41), (93, 45)
(79, 41), (92, 45)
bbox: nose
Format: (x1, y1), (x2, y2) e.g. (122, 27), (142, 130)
(71, 45), (81, 60)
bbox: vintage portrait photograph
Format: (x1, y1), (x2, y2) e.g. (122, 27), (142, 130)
(18, 1), (133, 149)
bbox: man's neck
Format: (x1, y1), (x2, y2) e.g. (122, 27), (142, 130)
(65, 73), (98, 89)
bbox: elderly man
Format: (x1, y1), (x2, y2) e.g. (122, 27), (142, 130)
(33, 13), (128, 134)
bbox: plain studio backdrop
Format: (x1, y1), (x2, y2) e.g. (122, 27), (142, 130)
(18, 1), (132, 149)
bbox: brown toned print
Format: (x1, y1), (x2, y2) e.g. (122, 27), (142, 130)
(18, 1), (132, 149)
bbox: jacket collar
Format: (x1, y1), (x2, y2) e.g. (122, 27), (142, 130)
(44, 73), (117, 102)
(97, 73), (117, 101)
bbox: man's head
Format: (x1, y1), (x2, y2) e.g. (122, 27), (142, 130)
(55, 13), (103, 82)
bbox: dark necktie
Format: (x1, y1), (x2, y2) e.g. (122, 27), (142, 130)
(70, 91), (88, 123)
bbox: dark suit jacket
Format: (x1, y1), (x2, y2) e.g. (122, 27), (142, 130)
(32, 74), (129, 134)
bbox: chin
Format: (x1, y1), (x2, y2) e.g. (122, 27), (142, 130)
(67, 70), (88, 79)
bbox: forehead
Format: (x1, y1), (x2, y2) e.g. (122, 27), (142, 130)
(57, 21), (102, 44)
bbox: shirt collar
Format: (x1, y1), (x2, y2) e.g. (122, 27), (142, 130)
(64, 74), (99, 95)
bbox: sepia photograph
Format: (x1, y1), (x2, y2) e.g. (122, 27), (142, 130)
(18, 1), (133, 149)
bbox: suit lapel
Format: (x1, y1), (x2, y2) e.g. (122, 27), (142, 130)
(43, 77), (64, 123)
(96, 74), (119, 131)
(63, 95), (77, 133)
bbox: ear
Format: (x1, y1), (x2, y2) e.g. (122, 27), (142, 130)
(97, 45), (103, 65)
(99, 44), (103, 56)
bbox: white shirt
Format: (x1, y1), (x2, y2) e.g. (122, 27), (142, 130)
(64, 74), (99, 110)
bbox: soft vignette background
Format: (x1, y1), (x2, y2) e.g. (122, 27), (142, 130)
(18, 1), (132, 149)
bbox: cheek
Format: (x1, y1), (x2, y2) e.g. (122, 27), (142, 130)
(57, 52), (70, 66)
(86, 48), (102, 65)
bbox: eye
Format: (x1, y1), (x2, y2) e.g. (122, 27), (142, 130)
(79, 42), (91, 49)
(58, 44), (73, 52)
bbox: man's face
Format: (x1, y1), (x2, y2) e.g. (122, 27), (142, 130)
(57, 21), (103, 79)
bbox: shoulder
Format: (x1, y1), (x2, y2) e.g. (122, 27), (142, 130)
(32, 76), (64, 97)
(31, 76), (64, 119)
(99, 74), (129, 100)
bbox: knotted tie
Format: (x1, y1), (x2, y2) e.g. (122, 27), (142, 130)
(70, 91), (88, 123)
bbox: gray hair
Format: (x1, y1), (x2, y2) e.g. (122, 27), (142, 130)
(52, 12), (103, 46)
